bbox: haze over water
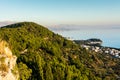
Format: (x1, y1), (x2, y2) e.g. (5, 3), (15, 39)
(51, 26), (120, 48)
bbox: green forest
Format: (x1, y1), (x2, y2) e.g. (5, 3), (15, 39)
(0, 22), (119, 80)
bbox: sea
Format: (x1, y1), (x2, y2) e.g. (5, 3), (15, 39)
(51, 27), (120, 49)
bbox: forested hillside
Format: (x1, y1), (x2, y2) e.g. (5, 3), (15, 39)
(0, 22), (119, 80)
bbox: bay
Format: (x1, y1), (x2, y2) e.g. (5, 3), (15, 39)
(52, 28), (120, 48)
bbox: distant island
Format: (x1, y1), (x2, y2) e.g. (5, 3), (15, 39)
(74, 38), (103, 46)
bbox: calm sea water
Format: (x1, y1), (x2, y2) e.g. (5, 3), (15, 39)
(53, 28), (120, 48)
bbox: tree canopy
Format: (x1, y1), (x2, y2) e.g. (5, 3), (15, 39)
(0, 22), (119, 80)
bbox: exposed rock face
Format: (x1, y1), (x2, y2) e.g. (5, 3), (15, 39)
(0, 40), (19, 80)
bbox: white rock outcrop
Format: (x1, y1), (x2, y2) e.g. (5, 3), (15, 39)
(0, 40), (19, 80)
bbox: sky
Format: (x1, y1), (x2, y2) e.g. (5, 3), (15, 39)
(0, 0), (120, 25)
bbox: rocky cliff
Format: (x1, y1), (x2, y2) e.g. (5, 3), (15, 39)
(0, 40), (19, 80)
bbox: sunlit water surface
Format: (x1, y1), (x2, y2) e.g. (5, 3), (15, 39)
(53, 28), (120, 48)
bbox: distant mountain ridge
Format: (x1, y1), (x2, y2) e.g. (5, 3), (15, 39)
(0, 21), (15, 27)
(49, 24), (120, 31)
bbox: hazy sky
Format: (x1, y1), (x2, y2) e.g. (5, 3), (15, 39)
(0, 0), (120, 25)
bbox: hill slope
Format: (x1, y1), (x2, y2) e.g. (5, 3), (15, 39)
(0, 22), (119, 80)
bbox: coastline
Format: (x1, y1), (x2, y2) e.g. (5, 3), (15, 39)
(73, 39), (120, 58)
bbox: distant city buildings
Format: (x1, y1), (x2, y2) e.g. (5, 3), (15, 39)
(81, 45), (120, 58)
(74, 38), (120, 58)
